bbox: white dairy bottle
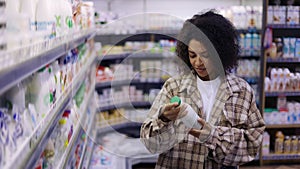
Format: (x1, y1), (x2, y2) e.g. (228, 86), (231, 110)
(36, 0), (56, 38)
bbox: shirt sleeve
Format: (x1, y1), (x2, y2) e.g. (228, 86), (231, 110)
(203, 88), (265, 166)
(140, 78), (188, 154)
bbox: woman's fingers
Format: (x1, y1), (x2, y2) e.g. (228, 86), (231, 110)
(189, 128), (200, 138)
(197, 118), (206, 126)
(164, 102), (179, 111)
(178, 110), (188, 119)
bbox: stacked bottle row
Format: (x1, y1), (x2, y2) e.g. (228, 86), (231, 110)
(100, 40), (176, 56)
(264, 96), (300, 125)
(96, 5), (262, 35)
(265, 67), (300, 92)
(267, 4), (300, 25)
(1, 0), (95, 72)
(96, 13), (183, 35)
(264, 28), (300, 59)
(98, 86), (161, 107)
(263, 131), (300, 155)
(0, 40), (94, 167)
(236, 59), (260, 77)
(239, 32), (261, 56)
(97, 61), (178, 83)
(96, 108), (148, 128)
(218, 6), (262, 30)
(34, 83), (94, 169)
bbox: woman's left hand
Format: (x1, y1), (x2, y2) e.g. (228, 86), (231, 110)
(188, 118), (206, 138)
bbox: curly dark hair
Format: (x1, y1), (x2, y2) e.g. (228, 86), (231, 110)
(176, 10), (240, 74)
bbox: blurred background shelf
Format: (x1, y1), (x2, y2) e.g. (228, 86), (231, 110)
(266, 58), (300, 63)
(96, 79), (165, 89)
(98, 101), (151, 112)
(266, 124), (300, 129)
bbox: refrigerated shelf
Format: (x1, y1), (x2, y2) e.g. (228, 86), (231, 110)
(4, 51), (96, 169)
(56, 81), (95, 169)
(266, 124), (300, 129)
(0, 31), (95, 95)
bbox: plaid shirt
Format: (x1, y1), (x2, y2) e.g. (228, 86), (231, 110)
(140, 71), (265, 169)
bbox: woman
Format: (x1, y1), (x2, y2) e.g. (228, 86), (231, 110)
(140, 10), (265, 169)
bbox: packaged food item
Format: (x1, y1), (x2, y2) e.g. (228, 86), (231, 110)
(262, 132), (270, 155)
(275, 131), (284, 154)
(284, 136), (291, 154)
(287, 6), (299, 25)
(289, 38), (296, 57)
(291, 135), (298, 154)
(274, 38), (283, 57)
(295, 38), (300, 58)
(171, 97), (202, 130)
(273, 6), (286, 24)
(298, 136), (300, 153)
(283, 38), (290, 58)
(267, 6), (273, 24)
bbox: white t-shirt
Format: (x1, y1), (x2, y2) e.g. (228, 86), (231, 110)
(196, 76), (221, 121)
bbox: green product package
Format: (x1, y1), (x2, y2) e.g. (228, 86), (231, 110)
(170, 96), (181, 106)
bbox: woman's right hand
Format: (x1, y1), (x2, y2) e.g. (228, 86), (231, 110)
(160, 103), (188, 121)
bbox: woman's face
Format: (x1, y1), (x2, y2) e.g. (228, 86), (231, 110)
(188, 39), (217, 81)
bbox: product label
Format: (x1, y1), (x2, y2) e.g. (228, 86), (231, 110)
(36, 21), (54, 31)
(30, 22), (36, 31)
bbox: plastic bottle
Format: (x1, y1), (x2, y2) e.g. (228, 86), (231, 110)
(35, 0), (56, 38)
(170, 96), (202, 129)
(20, 0), (36, 31)
(298, 136), (300, 154)
(291, 135), (298, 154)
(284, 136), (291, 154)
(245, 33), (252, 56)
(275, 131), (284, 154)
(262, 132), (270, 155)
(295, 38), (300, 58)
(61, 0), (74, 31)
(52, 0), (63, 36)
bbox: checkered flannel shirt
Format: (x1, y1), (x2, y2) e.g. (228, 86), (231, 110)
(140, 72), (265, 169)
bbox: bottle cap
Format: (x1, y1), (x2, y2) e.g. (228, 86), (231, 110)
(170, 96), (181, 106)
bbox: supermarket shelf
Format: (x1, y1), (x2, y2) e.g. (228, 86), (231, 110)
(77, 129), (88, 169)
(96, 79), (164, 89)
(262, 154), (300, 161)
(23, 52), (96, 169)
(97, 121), (142, 134)
(98, 101), (151, 112)
(95, 31), (178, 46)
(265, 91), (300, 97)
(238, 55), (261, 59)
(97, 30), (179, 37)
(82, 128), (97, 169)
(237, 28), (261, 34)
(267, 24), (300, 29)
(0, 31), (95, 95)
(99, 52), (173, 61)
(99, 52), (130, 61)
(81, 138), (95, 169)
(126, 154), (159, 169)
(266, 124), (300, 129)
(267, 57), (300, 63)
(56, 82), (95, 169)
(78, 107), (97, 168)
